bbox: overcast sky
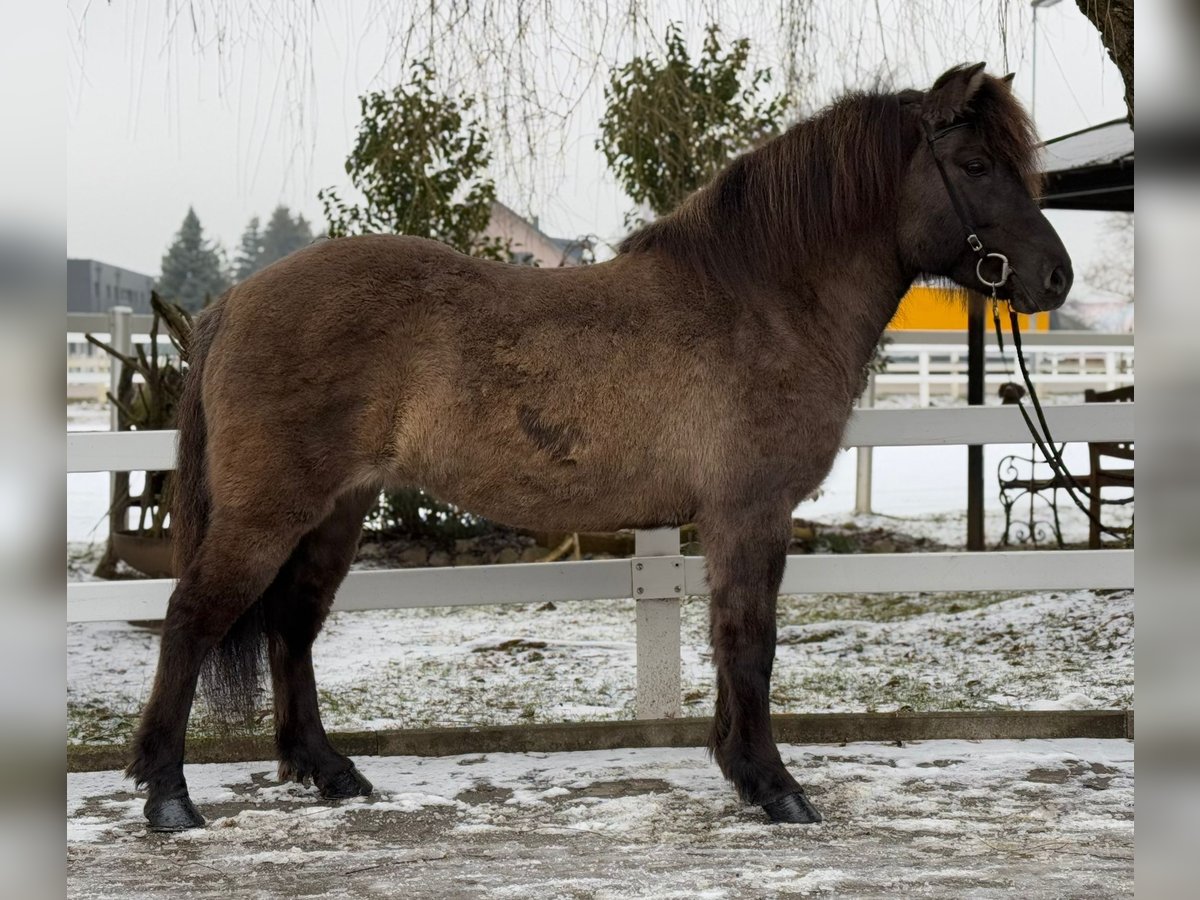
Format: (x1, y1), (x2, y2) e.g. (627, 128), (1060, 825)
(66, 1), (1127, 290)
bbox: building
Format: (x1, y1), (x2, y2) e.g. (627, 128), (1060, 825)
(481, 202), (593, 267)
(67, 259), (156, 401)
(1040, 118), (1133, 213)
(891, 285), (1051, 332)
(68, 258), (155, 314)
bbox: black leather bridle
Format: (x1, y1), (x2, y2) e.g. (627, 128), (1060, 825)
(923, 119), (1128, 541)
(923, 120), (1012, 294)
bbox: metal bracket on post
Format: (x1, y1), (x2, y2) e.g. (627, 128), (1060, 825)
(632, 556), (684, 600)
(633, 528), (683, 720)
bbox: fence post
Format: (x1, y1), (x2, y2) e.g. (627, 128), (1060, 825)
(854, 371), (875, 514)
(966, 294), (985, 551)
(634, 527), (682, 719)
(1105, 351), (1117, 391)
(107, 306), (132, 528)
(918, 351), (931, 407)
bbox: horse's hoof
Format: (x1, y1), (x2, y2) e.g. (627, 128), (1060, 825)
(145, 795), (206, 832)
(318, 765), (373, 800)
(762, 791), (823, 824)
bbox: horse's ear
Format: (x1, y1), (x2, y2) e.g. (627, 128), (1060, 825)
(923, 62), (988, 126)
(1001, 72), (1016, 88)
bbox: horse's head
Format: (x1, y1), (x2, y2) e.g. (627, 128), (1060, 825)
(898, 63), (1072, 313)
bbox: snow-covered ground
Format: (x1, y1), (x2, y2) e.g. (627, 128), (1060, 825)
(67, 739), (1134, 898)
(68, 587), (1133, 745)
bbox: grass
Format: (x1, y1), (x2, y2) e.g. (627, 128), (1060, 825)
(774, 589), (1019, 628)
(67, 700), (140, 745)
(68, 588), (1133, 746)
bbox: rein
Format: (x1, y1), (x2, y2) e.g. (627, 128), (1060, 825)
(923, 121), (1127, 541)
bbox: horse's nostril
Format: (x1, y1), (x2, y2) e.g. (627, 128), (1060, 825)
(1046, 266), (1068, 296)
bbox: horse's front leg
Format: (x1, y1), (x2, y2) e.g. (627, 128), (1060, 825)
(701, 503), (823, 824)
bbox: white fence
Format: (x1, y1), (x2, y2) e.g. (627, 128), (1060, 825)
(67, 402), (1135, 720)
(881, 329), (1134, 405)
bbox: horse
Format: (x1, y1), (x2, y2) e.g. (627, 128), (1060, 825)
(128, 62), (1071, 830)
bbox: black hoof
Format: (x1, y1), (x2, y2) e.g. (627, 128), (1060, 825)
(762, 791), (823, 824)
(318, 765), (373, 800)
(145, 795), (206, 832)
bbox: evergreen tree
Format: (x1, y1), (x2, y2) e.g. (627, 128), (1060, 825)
(319, 60), (506, 260)
(232, 216), (263, 282)
(231, 206), (314, 282)
(259, 205), (314, 269)
(158, 207), (229, 312)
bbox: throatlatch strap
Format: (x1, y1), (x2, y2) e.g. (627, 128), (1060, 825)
(924, 121), (986, 259)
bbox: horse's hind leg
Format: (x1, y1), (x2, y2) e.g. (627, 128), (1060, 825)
(127, 511), (312, 831)
(261, 489), (376, 798)
(701, 503), (823, 824)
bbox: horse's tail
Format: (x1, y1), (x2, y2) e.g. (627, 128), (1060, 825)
(170, 299), (222, 577)
(173, 297), (265, 727)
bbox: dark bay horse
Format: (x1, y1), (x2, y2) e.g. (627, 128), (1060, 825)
(129, 63), (1071, 830)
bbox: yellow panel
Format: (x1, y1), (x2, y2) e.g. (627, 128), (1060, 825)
(890, 285), (1049, 332)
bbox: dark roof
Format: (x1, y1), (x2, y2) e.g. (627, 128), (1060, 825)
(1039, 119), (1133, 212)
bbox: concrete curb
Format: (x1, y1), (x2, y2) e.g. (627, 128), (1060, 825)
(67, 710), (1133, 773)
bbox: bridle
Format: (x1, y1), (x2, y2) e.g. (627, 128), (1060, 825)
(924, 119), (1129, 542)
(923, 121), (1012, 294)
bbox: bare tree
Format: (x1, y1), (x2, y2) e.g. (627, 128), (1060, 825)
(1074, 1), (1134, 123)
(72, 2), (1132, 225)
(1086, 213), (1134, 302)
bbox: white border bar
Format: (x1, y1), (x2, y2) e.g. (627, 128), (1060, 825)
(68, 559), (633, 623)
(67, 403), (1135, 473)
(843, 403), (1133, 447)
(886, 329), (1134, 348)
(67, 550), (1133, 623)
(688, 549), (1133, 595)
(64, 317), (1134, 349)
(68, 430), (177, 473)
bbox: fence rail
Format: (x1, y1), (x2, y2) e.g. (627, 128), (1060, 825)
(66, 317), (1135, 348)
(886, 329), (1133, 348)
(67, 403), (1135, 473)
(67, 311), (156, 335)
(69, 313), (1133, 405)
(68, 549), (1133, 626)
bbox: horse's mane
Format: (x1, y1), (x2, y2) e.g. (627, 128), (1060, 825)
(619, 74), (1040, 285)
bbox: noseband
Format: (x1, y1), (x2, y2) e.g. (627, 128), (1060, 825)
(923, 121), (1011, 292)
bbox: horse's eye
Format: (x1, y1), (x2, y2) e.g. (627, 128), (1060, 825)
(965, 160), (988, 177)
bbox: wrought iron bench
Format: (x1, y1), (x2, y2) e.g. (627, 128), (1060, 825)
(998, 384), (1133, 548)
